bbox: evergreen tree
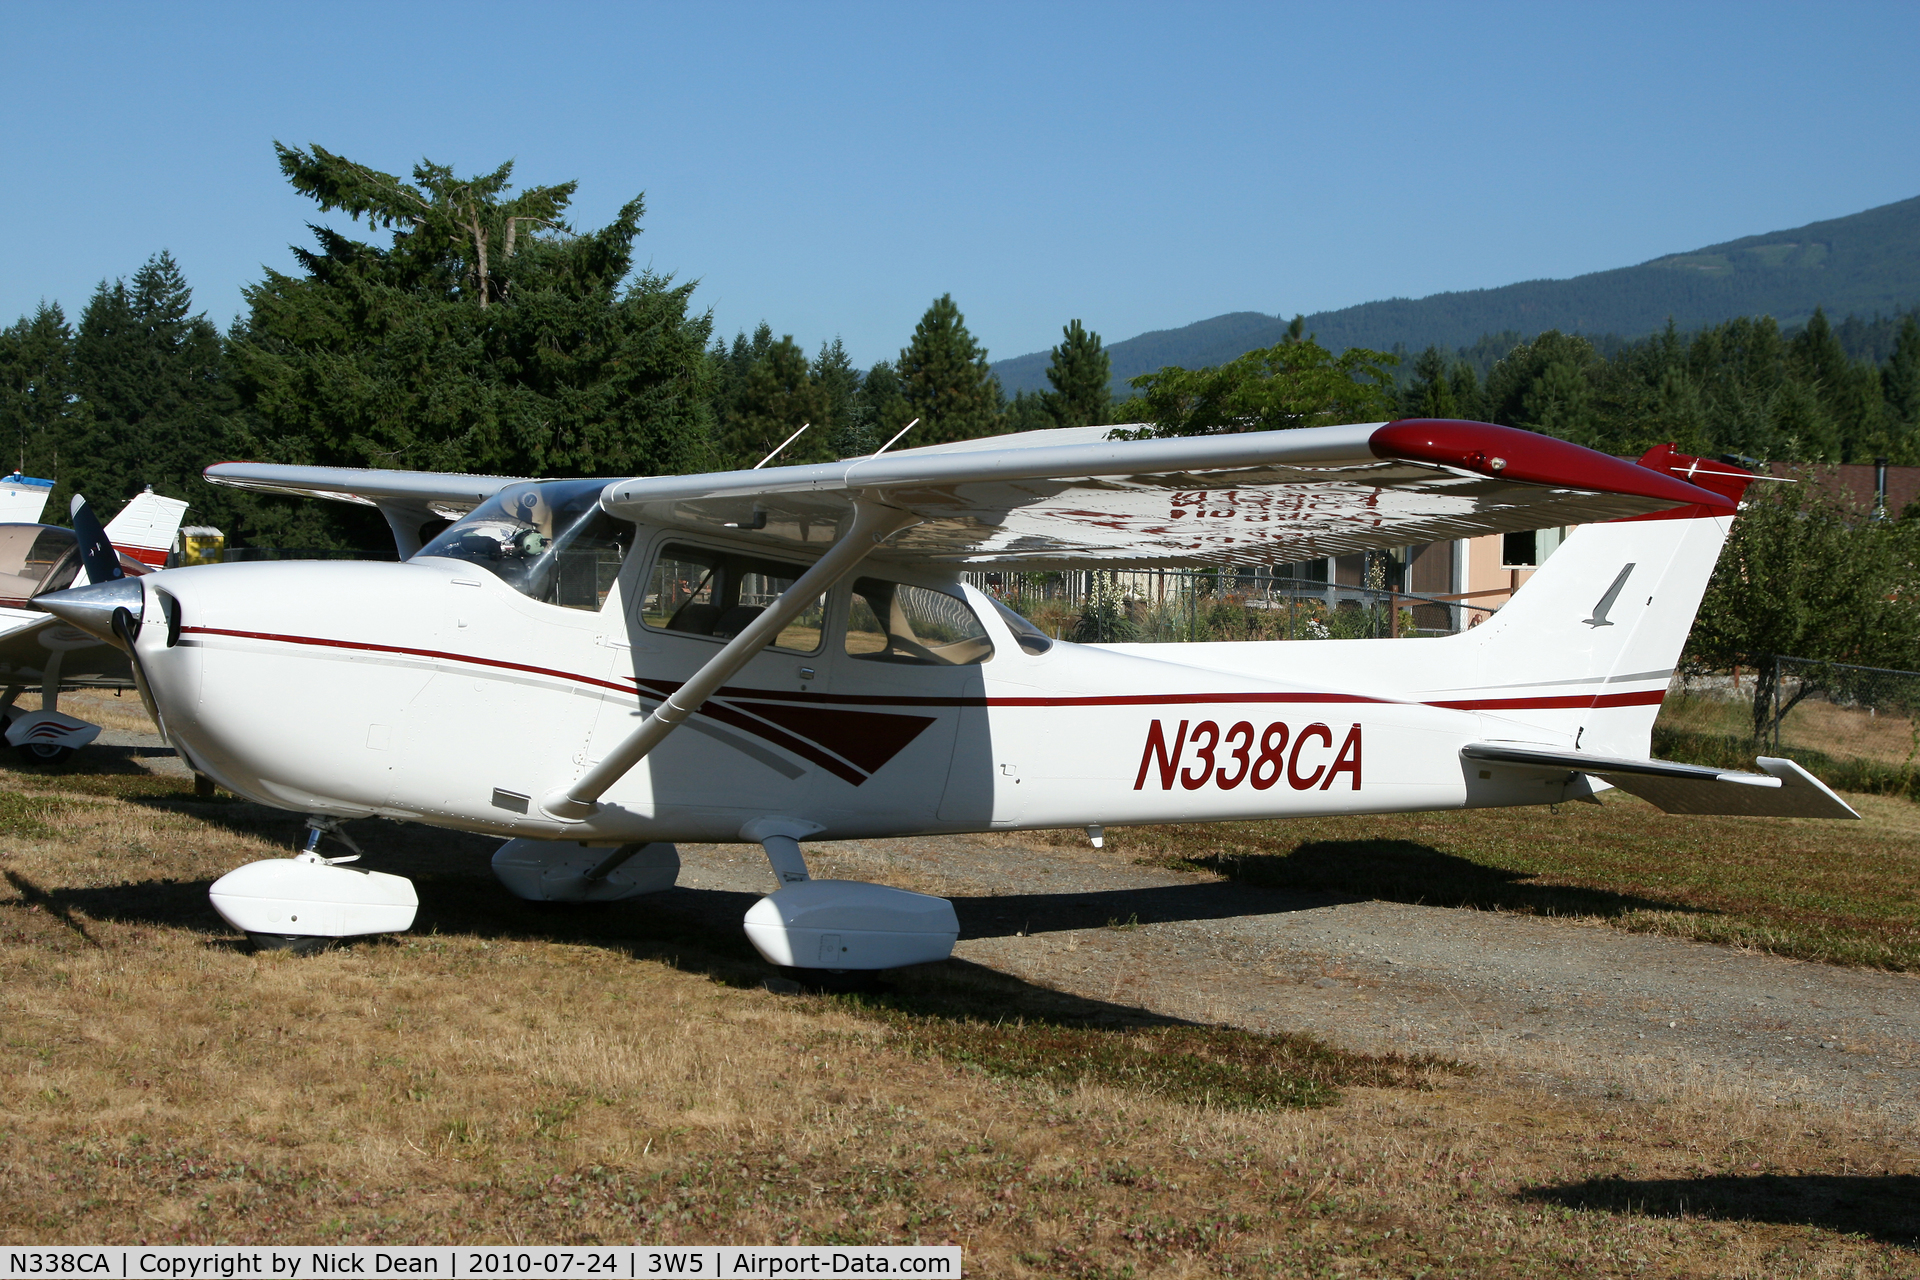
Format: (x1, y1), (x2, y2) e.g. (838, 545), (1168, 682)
(897, 295), (1003, 445)
(1791, 308), (1884, 460)
(811, 337), (861, 459)
(0, 303), (75, 482)
(1883, 316), (1920, 458)
(1399, 346), (1457, 418)
(68, 252), (235, 517)
(1003, 389), (1057, 433)
(1447, 359), (1483, 421)
(230, 144), (715, 514)
(1042, 319), (1110, 428)
(718, 334), (827, 467)
(848, 360), (910, 455)
(1483, 331), (1598, 442)
(1122, 338), (1397, 438)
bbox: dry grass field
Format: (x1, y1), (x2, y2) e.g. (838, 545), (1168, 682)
(0, 727), (1912, 1270)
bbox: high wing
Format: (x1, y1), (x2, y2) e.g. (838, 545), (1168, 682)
(204, 419), (1734, 569)
(1462, 743), (1859, 819)
(202, 464), (526, 557)
(0, 608), (134, 688)
(600, 419), (1737, 569)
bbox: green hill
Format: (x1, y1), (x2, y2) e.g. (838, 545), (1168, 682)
(993, 194), (1920, 394)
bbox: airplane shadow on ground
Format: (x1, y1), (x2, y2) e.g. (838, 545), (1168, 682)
(1523, 1174), (1920, 1247)
(24, 810), (1217, 1031)
(1158, 837), (1706, 923)
(84, 796), (1714, 946)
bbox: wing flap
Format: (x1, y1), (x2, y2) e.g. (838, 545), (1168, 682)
(1463, 743), (1859, 819)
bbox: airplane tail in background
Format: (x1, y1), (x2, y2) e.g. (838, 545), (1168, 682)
(104, 487), (191, 567)
(0, 474), (54, 525)
(1442, 448), (1758, 757)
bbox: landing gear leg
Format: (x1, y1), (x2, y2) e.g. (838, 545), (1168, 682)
(738, 818), (958, 976)
(301, 816), (363, 862)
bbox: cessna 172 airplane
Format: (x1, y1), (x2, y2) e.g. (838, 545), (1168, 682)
(34, 418), (1855, 964)
(0, 487), (189, 761)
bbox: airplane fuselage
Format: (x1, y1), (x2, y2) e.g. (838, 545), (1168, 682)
(136, 540), (1579, 846)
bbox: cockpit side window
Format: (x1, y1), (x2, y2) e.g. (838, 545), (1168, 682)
(845, 578), (994, 665)
(412, 479), (634, 610)
(640, 542), (825, 653)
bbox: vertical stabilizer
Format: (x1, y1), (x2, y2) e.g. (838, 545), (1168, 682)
(103, 487), (191, 567)
(0, 474), (54, 525)
(1444, 450), (1756, 756)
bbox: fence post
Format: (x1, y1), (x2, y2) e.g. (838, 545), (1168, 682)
(1770, 655), (1781, 751)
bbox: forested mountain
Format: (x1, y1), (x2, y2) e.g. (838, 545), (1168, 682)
(994, 194), (1920, 394)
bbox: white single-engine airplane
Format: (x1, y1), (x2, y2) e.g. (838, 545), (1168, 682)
(35, 419), (1854, 961)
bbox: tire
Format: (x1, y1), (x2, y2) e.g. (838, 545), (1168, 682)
(245, 932), (334, 955)
(14, 742), (74, 765)
(776, 966), (885, 994)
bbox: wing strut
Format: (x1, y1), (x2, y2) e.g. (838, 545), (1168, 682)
(541, 499), (918, 821)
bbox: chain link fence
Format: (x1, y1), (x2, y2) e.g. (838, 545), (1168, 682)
(963, 568), (1493, 644)
(1771, 655), (1920, 771)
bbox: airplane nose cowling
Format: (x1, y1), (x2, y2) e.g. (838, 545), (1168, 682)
(35, 578), (146, 647)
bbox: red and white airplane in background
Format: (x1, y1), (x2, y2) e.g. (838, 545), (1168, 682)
(0, 485), (189, 761)
(37, 420), (1854, 961)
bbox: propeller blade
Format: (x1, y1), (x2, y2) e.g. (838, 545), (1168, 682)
(69, 495), (125, 585)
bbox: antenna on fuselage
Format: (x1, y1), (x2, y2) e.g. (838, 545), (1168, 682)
(752, 423), (811, 470)
(873, 417), (920, 456)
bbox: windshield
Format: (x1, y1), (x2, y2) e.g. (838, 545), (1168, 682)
(413, 479), (634, 609)
(0, 526), (78, 603)
(988, 598), (1054, 655)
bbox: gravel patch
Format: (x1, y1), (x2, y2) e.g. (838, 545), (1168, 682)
(677, 829), (1920, 1127)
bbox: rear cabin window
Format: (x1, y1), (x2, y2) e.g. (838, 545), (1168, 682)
(641, 544), (825, 653)
(845, 579), (993, 666)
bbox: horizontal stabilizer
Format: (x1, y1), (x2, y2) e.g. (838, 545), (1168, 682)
(1462, 743), (1859, 819)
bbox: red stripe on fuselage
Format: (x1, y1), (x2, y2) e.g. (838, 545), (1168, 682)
(1426, 689), (1666, 711)
(180, 626), (1665, 716)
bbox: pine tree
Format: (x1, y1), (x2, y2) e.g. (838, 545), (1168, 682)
(0, 303), (76, 481)
(810, 338), (862, 460)
(230, 144), (715, 506)
(1003, 389), (1057, 433)
(897, 294), (1003, 445)
(719, 334), (827, 467)
(1484, 331), (1598, 442)
(1447, 360), (1483, 421)
(846, 361), (909, 456)
(1124, 338), (1397, 438)
(1399, 346), (1457, 418)
(1791, 308), (1885, 461)
(62, 253), (237, 528)
(1042, 319), (1110, 428)
(1883, 315), (1920, 460)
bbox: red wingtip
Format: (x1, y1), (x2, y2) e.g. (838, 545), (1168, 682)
(1371, 420), (1736, 514)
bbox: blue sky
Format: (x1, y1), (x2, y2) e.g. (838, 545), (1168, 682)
(4, 1), (1917, 368)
